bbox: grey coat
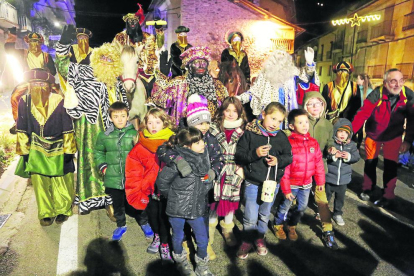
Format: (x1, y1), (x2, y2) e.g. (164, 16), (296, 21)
(326, 118), (360, 185)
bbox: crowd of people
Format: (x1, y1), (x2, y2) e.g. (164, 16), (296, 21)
(6, 5), (414, 276)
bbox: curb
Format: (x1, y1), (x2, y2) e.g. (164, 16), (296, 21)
(0, 156), (20, 211)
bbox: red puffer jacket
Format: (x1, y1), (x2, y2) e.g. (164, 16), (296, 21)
(281, 132), (325, 195)
(125, 143), (160, 210)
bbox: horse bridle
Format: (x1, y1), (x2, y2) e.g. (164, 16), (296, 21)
(120, 69), (140, 83)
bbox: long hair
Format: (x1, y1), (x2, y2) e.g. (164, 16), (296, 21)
(213, 96), (247, 132)
(358, 73), (373, 100)
(139, 108), (175, 131)
(166, 127), (203, 149)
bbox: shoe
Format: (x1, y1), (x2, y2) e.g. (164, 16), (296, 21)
(140, 223), (154, 240)
(172, 251), (196, 276)
(220, 221), (237, 247)
(287, 226), (298, 241)
(236, 242), (253, 260)
(333, 215), (345, 226)
(273, 224), (287, 240)
(359, 191), (371, 201)
(207, 242), (216, 261)
(160, 244), (174, 265)
(374, 197), (390, 208)
(55, 215), (69, 224)
(322, 231), (339, 250)
(112, 226), (127, 241)
(254, 238), (268, 256)
(195, 254), (214, 276)
(147, 234), (160, 254)
(39, 217), (55, 226)
(105, 205), (117, 222)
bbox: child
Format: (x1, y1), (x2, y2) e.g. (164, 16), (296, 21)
(209, 97), (246, 248)
(125, 108), (175, 263)
(157, 127), (214, 276)
(157, 94), (224, 260)
(94, 102), (153, 241)
(274, 109), (324, 242)
(235, 102), (292, 259)
(326, 119), (360, 226)
(303, 91), (338, 249)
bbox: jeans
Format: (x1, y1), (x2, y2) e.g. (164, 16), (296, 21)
(243, 181), (279, 241)
(169, 216), (208, 259)
(326, 183), (347, 216)
(275, 188), (311, 226)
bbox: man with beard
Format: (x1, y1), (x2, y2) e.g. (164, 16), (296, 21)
(16, 69), (76, 226)
(151, 46), (228, 125)
(169, 26), (193, 78)
(322, 62), (361, 123)
(221, 32), (250, 84)
(56, 33), (128, 216)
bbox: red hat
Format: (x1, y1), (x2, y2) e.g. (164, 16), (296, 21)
(135, 3), (145, 25)
(180, 47), (212, 67)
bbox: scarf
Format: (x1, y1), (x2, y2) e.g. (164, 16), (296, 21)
(175, 146), (210, 176)
(256, 120), (279, 137)
(187, 73), (217, 101)
(139, 128), (174, 153)
(223, 118), (243, 129)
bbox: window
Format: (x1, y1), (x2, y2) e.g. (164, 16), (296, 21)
(319, 66), (323, 76)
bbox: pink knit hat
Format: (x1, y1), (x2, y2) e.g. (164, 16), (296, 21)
(187, 94), (211, 126)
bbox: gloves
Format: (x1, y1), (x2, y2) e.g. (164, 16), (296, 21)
(207, 169), (216, 182)
(174, 156), (192, 177)
(304, 47), (315, 66)
(59, 25), (76, 45)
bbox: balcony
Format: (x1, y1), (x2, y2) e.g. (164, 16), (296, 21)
(370, 20), (395, 43)
(326, 50), (332, 60)
(396, 63), (414, 79)
(368, 65), (386, 79)
(0, 0), (18, 28)
(316, 53), (323, 62)
(19, 15), (32, 31)
(332, 41), (343, 52)
(271, 38), (294, 54)
(357, 30), (368, 43)
(403, 12), (414, 31)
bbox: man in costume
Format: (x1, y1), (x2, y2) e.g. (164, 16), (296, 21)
(322, 61), (361, 122)
(16, 69), (76, 226)
(221, 32), (250, 84)
(238, 47), (319, 124)
(151, 46), (228, 125)
(169, 26), (193, 78)
(56, 28), (128, 216)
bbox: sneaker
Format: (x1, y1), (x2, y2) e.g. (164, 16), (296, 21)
(322, 231), (339, 250)
(160, 244), (174, 265)
(112, 226), (127, 241)
(147, 234), (160, 254)
(236, 242), (253, 260)
(254, 238), (268, 256)
(374, 197), (390, 208)
(359, 191), (370, 201)
(333, 215), (345, 226)
(140, 223), (154, 240)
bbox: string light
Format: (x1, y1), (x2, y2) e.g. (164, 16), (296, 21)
(332, 13), (381, 27)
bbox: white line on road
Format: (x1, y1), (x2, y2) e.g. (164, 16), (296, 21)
(56, 214), (79, 275)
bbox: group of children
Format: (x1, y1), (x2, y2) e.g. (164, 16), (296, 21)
(94, 91), (360, 276)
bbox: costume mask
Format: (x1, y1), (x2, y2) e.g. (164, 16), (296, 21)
(28, 40), (42, 56)
(145, 36), (156, 51)
(231, 34), (242, 54)
(177, 33), (188, 47)
(30, 82), (51, 117)
(335, 70), (349, 90)
(77, 34), (90, 58)
(189, 59), (209, 77)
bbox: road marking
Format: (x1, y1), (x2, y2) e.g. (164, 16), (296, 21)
(56, 214), (78, 275)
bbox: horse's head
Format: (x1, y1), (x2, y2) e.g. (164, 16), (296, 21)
(120, 45), (139, 93)
(218, 60), (247, 97)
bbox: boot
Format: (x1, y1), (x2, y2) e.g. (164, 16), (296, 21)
(195, 254), (214, 276)
(208, 220), (218, 245)
(220, 221), (237, 247)
(182, 240), (191, 262)
(160, 243), (174, 265)
(207, 242), (216, 261)
(105, 204), (116, 222)
(273, 225), (286, 240)
(288, 226), (298, 241)
(172, 251), (196, 276)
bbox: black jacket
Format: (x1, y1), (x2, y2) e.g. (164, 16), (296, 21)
(221, 48), (251, 84)
(235, 121), (292, 185)
(157, 147), (211, 219)
(169, 42), (192, 78)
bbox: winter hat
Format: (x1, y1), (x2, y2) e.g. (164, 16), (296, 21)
(187, 94), (211, 126)
(337, 124), (352, 136)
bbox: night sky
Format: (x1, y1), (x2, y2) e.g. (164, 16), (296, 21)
(74, 0), (364, 47)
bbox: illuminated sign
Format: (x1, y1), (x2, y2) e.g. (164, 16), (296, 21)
(332, 13), (381, 27)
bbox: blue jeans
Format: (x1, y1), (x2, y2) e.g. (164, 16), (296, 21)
(275, 188), (311, 226)
(169, 216), (208, 258)
(243, 181), (279, 240)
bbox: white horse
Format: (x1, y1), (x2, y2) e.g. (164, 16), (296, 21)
(120, 45), (147, 126)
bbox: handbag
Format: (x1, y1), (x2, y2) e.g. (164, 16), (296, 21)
(261, 137), (278, 203)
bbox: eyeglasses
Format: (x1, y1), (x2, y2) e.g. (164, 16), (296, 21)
(306, 102), (323, 108)
(387, 79), (405, 86)
(100, 55), (113, 63)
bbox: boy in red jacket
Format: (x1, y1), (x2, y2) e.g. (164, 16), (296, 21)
(274, 109), (325, 241)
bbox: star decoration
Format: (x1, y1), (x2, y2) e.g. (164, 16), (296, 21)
(349, 13), (362, 27)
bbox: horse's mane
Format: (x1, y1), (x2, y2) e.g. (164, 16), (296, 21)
(121, 46), (138, 76)
(218, 61), (248, 94)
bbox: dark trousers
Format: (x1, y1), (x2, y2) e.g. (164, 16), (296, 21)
(146, 196), (170, 244)
(325, 183), (347, 216)
(105, 188), (148, 227)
